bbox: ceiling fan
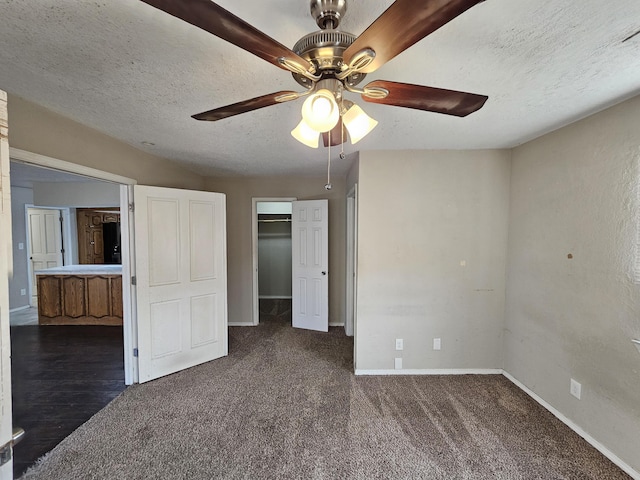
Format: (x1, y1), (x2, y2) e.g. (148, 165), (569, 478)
(141, 0), (488, 148)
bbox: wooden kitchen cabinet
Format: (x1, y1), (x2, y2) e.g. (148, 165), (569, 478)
(37, 271), (123, 326)
(77, 208), (120, 264)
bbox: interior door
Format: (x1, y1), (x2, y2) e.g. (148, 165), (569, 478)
(292, 199), (328, 332)
(134, 185), (228, 383)
(27, 208), (63, 305)
(0, 89), (14, 479)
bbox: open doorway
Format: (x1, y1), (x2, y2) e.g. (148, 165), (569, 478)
(251, 197), (330, 332)
(7, 152), (134, 477)
(252, 199), (295, 326)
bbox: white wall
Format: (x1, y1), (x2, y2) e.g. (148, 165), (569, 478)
(506, 94), (640, 473)
(8, 186), (33, 309)
(33, 181), (120, 207)
(355, 149), (511, 371)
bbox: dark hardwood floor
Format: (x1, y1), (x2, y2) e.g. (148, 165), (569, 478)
(10, 325), (127, 478)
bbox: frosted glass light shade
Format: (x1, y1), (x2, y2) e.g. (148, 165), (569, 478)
(301, 89), (339, 132)
(291, 119), (319, 148)
(342, 104), (378, 144)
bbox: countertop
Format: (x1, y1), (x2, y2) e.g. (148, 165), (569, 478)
(36, 265), (122, 275)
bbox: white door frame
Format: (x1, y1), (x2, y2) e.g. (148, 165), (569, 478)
(9, 148), (138, 385)
(345, 184), (358, 338)
(250, 197), (296, 327)
(0, 89), (13, 479)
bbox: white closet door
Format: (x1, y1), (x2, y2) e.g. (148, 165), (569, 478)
(292, 199), (328, 332)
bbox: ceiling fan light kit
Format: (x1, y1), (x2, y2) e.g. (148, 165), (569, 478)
(141, 0), (488, 148)
(291, 119), (321, 148)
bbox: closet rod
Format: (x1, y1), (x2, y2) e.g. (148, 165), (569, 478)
(258, 219), (291, 223)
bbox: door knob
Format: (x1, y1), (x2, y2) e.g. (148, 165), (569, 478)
(322, 271), (327, 276)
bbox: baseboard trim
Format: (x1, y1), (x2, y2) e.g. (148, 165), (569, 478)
(9, 305), (31, 313)
(229, 321), (344, 328)
(329, 322), (344, 327)
(355, 368), (502, 376)
(258, 296), (292, 300)
(502, 371), (640, 480)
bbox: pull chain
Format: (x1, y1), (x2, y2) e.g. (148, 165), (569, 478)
(325, 129), (332, 190)
(340, 96), (345, 160)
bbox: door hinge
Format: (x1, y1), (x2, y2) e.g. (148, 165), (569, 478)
(131, 276), (136, 285)
(129, 203), (134, 212)
(133, 348), (139, 357)
(59, 215), (63, 223)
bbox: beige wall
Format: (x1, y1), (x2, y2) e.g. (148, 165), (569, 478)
(355, 149), (511, 371)
(206, 176), (346, 326)
(7, 95), (204, 189)
(506, 94), (640, 472)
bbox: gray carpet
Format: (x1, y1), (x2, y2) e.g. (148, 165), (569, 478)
(20, 303), (629, 479)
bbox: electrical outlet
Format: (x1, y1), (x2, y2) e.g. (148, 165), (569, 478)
(570, 379), (582, 399)
(433, 338), (441, 350)
(20, 289), (26, 296)
(395, 338), (403, 351)
(18, 242), (24, 250)
(394, 358), (402, 370)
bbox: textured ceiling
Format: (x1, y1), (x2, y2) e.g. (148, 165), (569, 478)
(1, 0), (639, 177)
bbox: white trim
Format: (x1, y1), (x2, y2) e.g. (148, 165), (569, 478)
(120, 185), (137, 385)
(329, 322), (344, 327)
(228, 322), (256, 327)
(9, 305), (30, 314)
(10, 148), (136, 185)
(251, 197), (296, 326)
(355, 368), (503, 376)
(503, 371), (640, 480)
(345, 185), (357, 337)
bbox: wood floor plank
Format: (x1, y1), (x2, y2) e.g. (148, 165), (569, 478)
(10, 325), (126, 478)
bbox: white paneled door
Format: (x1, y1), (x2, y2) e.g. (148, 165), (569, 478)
(134, 186), (228, 383)
(0, 90), (14, 479)
(292, 199), (328, 332)
(27, 208), (63, 305)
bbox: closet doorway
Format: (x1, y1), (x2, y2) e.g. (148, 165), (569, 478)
(251, 198), (295, 326)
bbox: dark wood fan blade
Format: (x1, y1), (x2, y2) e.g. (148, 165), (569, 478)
(192, 91), (298, 121)
(362, 80), (487, 117)
(322, 119), (347, 147)
(141, 0), (312, 73)
(343, 0), (484, 73)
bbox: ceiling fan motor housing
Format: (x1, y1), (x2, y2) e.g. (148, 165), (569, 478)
(291, 0), (365, 88)
(292, 30), (365, 88)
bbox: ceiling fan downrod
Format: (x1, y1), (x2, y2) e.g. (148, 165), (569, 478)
(310, 0), (347, 30)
